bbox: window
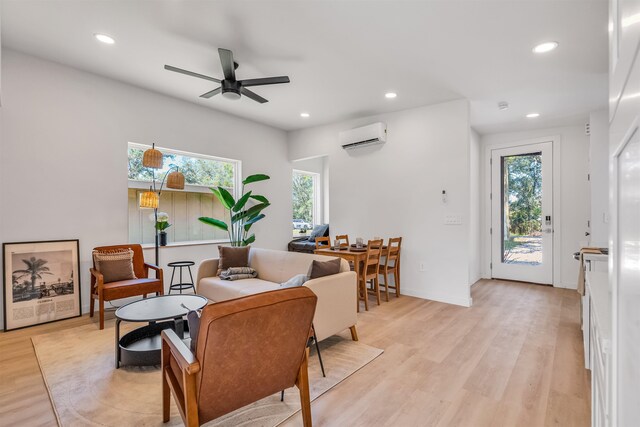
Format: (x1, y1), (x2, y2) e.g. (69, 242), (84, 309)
(292, 170), (320, 237)
(127, 143), (240, 245)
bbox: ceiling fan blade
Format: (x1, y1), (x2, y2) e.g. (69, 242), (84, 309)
(199, 87), (222, 99)
(164, 65), (220, 83)
(240, 76), (290, 87)
(241, 87), (268, 104)
(218, 48), (236, 81)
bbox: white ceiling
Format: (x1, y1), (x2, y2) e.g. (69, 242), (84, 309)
(1, 0), (608, 134)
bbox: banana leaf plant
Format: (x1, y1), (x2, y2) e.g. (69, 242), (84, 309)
(198, 174), (271, 246)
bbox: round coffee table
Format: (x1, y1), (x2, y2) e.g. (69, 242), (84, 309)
(114, 294), (208, 368)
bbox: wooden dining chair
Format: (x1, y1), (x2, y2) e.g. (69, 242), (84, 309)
(379, 237), (402, 301)
(315, 236), (330, 249)
(335, 235), (350, 247)
(359, 239), (384, 310)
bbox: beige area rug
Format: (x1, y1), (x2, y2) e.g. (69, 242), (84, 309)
(32, 321), (382, 426)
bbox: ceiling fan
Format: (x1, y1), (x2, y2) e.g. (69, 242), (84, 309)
(164, 48), (290, 104)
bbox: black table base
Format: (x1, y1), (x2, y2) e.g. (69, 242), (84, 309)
(115, 318), (190, 368)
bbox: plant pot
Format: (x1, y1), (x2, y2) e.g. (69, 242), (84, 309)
(159, 232), (168, 246)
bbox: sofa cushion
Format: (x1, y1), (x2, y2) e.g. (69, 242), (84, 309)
(308, 224), (329, 240)
(280, 274), (309, 289)
(198, 277), (281, 302)
(309, 258), (342, 279)
(217, 245), (250, 276)
(92, 249), (137, 283)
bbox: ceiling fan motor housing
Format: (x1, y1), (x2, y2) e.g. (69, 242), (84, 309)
(221, 79), (241, 100)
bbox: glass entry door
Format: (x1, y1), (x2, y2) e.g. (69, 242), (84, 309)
(491, 142), (553, 284)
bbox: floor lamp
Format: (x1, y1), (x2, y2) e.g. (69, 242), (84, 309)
(138, 143), (185, 266)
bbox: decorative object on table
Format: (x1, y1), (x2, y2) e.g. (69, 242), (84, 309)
(161, 287), (317, 427)
(216, 245), (251, 276)
(219, 266), (258, 281)
(2, 239), (81, 331)
(154, 212), (172, 246)
(167, 261), (196, 294)
(199, 173), (271, 247)
(90, 244), (163, 330)
(356, 237), (364, 249)
(138, 143), (185, 264)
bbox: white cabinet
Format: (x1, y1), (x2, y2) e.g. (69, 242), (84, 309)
(586, 270), (611, 427)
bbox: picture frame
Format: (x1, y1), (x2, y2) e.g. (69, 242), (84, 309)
(3, 239), (81, 331)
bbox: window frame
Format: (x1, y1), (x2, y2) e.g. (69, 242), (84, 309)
(292, 169), (321, 230)
(127, 142), (242, 246)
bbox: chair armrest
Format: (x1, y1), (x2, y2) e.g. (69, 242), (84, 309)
(196, 258), (220, 289)
(90, 268), (103, 289)
(144, 262), (161, 272)
(304, 271), (357, 341)
(161, 329), (200, 375)
(144, 262), (164, 282)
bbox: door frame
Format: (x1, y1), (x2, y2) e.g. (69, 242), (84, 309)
(481, 135), (563, 287)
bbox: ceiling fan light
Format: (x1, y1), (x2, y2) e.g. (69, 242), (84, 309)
(142, 144), (163, 169)
(222, 91), (241, 100)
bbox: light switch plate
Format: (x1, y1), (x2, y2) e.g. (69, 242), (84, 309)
(444, 214), (462, 225)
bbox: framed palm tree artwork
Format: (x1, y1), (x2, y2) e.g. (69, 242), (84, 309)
(3, 239), (81, 331)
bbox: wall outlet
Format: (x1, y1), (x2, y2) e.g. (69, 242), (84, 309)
(444, 214), (462, 225)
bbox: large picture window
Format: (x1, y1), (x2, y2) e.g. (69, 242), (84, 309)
(127, 143), (240, 245)
(292, 170), (319, 237)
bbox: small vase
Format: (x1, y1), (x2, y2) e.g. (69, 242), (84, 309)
(159, 232), (168, 246)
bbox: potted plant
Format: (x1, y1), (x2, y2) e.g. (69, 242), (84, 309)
(199, 174), (270, 246)
(155, 212), (172, 246)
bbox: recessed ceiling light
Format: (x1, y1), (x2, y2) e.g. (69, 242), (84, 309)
(385, 92), (397, 99)
(94, 33), (115, 44)
(300, 112), (310, 118)
(526, 113), (540, 118)
(532, 41), (558, 53)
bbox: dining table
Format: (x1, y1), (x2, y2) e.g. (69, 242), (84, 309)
(314, 245), (387, 312)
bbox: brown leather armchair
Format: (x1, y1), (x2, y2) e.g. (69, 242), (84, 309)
(161, 287), (318, 427)
(89, 244), (164, 329)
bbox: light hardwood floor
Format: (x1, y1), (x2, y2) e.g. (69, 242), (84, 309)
(0, 279), (590, 426)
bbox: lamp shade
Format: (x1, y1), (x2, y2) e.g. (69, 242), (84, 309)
(142, 144), (163, 169)
(139, 190), (159, 209)
(167, 170), (185, 190)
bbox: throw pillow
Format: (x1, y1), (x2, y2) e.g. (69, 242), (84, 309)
(217, 245), (250, 276)
(280, 273), (309, 289)
(186, 310), (201, 352)
(308, 224), (329, 240)
(92, 249), (137, 283)
(309, 258), (341, 279)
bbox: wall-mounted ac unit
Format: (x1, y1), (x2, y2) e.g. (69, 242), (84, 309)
(339, 122), (387, 150)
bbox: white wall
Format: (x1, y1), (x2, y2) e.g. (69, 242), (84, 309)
(589, 110), (609, 247)
(0, 49), (291, 327)
(469, 128), (481, 285)
(480, 125), (590, 289)
(288, 99), (473, 307)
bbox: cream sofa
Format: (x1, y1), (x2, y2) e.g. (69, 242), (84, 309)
(196, 248), (358, 342)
